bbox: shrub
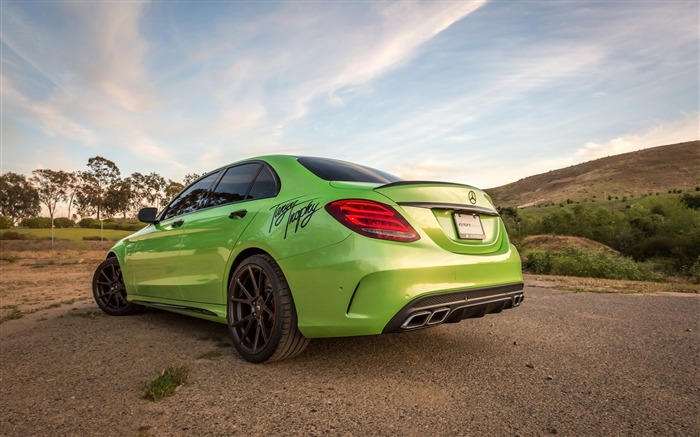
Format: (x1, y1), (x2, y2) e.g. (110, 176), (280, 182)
(78, 218), (142, 231)
(0, 216), (12, 229)
(524, 245), (650, 281)
(681, 193), (700, 210)
(53, 217), (75, 228)
(79, 218), (98, 228)
(684, 256), (700, 284)
(20, 217), (51, 228)
(0, 231), (31, 240)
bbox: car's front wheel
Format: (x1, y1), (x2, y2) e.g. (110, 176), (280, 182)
(227, 254), (309, 363)
(92, 257), (141, 316)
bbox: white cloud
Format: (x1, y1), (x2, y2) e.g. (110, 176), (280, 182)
(181, 0), (487, 136)
(62, 1), (157, 112)
(575, 113), (699, 161)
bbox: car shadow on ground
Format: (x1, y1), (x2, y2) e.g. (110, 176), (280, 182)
(130, 307), (499, 369)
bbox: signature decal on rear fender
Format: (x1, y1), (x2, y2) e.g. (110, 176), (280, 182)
(270, 197), (321, 239)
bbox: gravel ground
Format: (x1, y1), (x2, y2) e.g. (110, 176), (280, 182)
(1, 259), (699, 436)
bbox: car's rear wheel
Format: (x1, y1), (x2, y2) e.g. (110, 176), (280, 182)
(92, 257), (140, 316)
(227, 254), (309, 363)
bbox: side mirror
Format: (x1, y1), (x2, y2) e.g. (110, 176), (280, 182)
(137, 207), (159, 224)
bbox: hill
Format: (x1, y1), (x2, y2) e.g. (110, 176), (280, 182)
(487, 141), (700, 208)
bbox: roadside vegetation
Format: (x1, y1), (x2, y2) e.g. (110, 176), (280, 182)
(501, 193), (700, 284)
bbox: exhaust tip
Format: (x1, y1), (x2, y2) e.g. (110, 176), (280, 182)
(427, 307), (450, 325)
(401, 311), (431, 329)
(512, 294), (524, 307)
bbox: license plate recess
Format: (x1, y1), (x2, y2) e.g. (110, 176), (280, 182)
(454, 213), (485, 240)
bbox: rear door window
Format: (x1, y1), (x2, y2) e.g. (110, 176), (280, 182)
(248, 166), (279, 199)
(206, 163), (261, 208)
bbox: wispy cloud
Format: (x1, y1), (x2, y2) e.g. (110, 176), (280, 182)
(575, 113), (699, 161)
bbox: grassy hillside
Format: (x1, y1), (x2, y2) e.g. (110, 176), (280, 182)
(488, 141), (700, 208)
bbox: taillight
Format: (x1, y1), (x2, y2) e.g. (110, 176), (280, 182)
(325, 199), (420, 242)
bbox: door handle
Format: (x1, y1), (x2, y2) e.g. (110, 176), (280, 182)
(172, 219), (185, 228)
(229, 210), (247, 219)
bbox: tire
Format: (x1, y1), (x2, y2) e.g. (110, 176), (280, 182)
(92, 257), (140, 316)
(227, 254), (309, 363)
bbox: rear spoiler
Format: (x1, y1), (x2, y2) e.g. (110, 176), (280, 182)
(375, 181), (476, 190)
(397, 202), (499, 216)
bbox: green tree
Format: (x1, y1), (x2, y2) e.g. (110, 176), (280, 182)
(75, 156), (121, 220)
(64, 172), (79, 220)
(164, 180), (185, 203)
(0, 172), (40, 225)
(183, 173), (201, 186)
(130, 172), (167, 211)
(30, 169), (72, 226)
(104, 178), (134, 219)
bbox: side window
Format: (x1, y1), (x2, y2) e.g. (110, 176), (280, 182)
(162, 172), (220, 220)
(207, 163), (261, 208)
(248, 166), (278, 199)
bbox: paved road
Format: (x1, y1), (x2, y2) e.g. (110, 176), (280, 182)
(2, 287), (698, 436)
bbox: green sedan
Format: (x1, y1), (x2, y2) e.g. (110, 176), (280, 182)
(92, 156), (523, 363)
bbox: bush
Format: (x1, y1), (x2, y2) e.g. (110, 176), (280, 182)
(0, 231), (31, 240)
(79, 218), (99, 228)
(20, 217), (52, 228)
(53, 217), (75, 228)
(0, 216), (12, 229)
(524, 245), (651, 281)
(78, 218), (142, 231)
(684, 257), (700, 284)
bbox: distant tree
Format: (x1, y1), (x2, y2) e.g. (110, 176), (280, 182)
(144, 172), (166, 210)
(0, 172), (40, 225)
(75, 156), (121, 220)
(128, 172), (149, 211)
(183, 173), (201, 186)
(30, 169), (72, 226)
(130, 172), (166, 210)
(64, 172), (80, 220)
(104, 178), (135, 219)
(164, 180), (185, 203)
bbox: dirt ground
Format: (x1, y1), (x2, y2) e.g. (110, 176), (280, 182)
(1, 243), (698, 436)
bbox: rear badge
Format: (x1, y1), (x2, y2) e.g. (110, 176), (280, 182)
(468, 191), (477, 204)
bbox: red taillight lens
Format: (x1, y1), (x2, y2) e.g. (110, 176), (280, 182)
(325, 199), (420, 242)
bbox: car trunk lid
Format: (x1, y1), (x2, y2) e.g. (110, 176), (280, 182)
(373, 181), (504, 255)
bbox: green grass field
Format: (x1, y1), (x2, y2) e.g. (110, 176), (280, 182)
(5, 228), (135, 242)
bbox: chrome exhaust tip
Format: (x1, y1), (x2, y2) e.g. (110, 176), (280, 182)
(426, 307), (450, 325)
(512, 294), (524, 307)
(401, 311), (431, 329)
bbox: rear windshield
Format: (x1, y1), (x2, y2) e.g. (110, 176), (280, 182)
(298, 157), (402, 184)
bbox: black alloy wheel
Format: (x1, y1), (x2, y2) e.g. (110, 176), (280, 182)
(92, 257), (140, 316)
(227, 254), (309, 363)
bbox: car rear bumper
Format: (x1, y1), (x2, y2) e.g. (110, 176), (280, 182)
(382, 282), (524, 333)
(279, 230), (523, 338)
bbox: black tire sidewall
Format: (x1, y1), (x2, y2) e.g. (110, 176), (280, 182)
(92, 257), (137, 316)
(227, 255), (286, 363)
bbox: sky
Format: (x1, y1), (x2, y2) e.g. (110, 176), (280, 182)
(1, 0), (698, 190)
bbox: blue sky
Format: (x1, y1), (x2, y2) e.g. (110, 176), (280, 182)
(2, 0), (698, 189)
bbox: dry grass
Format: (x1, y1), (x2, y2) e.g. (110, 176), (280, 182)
(488, 141), (700, 207)
(525, 274), (700, 294)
